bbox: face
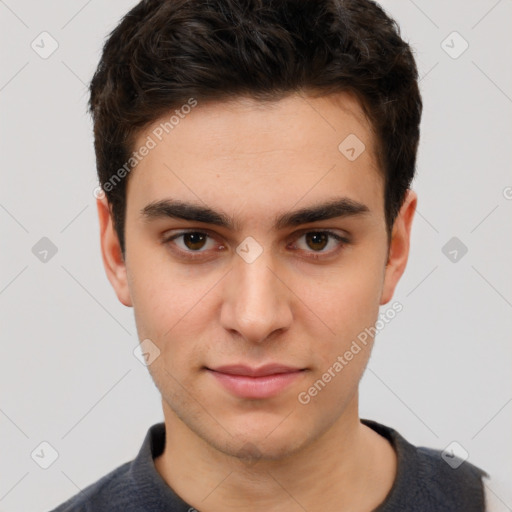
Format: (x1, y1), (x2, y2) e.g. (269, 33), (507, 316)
(98, 91), (416, 461)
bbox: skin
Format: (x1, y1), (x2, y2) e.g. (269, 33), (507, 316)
(98, 91), (417, 511)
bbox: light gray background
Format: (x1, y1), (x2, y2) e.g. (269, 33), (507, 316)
(1, 1), (511, 511)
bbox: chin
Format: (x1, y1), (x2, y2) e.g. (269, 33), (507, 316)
(218, 423), (312, 463)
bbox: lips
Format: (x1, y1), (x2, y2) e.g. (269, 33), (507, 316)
(206, 364), (306, 399)
(209, 364), (303, 377)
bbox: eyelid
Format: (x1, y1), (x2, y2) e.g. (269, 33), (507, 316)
(290, 227), (350, 242)
(161, 228), (224, 252)
(162, 228), (350, 260)
(287, 230), (350, 259)
(162, 229), (223, 259)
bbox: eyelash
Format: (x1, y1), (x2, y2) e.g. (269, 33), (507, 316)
(162, 230), (350, 261)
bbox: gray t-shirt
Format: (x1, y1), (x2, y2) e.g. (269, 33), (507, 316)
(49, 418), (488, 511)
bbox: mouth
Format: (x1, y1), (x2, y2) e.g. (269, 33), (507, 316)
(205, 364), (307, 399)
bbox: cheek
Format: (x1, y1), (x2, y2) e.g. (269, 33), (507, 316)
(126, 238), (200, 331)
(298, 255), (384, 371)
(127, 254), (220, 375)
(297, 273), (380, 411)
(131, 279), (208, 346)
(306, 258), (383, 329)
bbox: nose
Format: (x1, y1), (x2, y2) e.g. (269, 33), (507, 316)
(219, 248), (293, 344)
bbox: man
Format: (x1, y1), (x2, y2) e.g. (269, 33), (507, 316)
(51, 0), (493, 510)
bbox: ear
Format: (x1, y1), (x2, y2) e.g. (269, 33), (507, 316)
(97, 195), (133, 307)
(380, 189), (417, 305)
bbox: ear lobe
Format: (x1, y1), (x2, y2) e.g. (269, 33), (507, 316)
(380, 189), (417, 305)
(96, 196), (133, 307)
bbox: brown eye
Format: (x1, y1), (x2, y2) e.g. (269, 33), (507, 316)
(181, 232), (208, 251)
(291, 230), (350, 259)
(305, 232), (329, 251)
(163, 230), (219, 260)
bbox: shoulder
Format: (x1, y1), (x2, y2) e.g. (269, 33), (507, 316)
(48, 423), (181, 512)
(414, 447), (512, 512)
(49, 460), (136, 512)
(415, 445), (488, 508)
(361, 419), (490, 511)
(48, 423), (166, 511)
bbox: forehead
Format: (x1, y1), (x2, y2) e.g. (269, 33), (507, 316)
(126, 91), (384, 223)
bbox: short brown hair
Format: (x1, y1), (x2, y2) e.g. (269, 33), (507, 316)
(89, 0), (422, 256)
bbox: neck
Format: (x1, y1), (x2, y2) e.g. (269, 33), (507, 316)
(154, 395), (397, 512)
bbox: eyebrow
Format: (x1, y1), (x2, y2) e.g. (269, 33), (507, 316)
(140, 197), (370, 231)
